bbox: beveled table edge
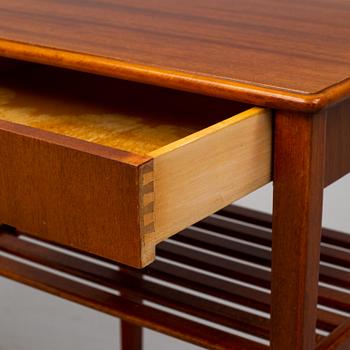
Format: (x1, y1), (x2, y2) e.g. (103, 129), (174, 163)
(0, 38), (349, 113)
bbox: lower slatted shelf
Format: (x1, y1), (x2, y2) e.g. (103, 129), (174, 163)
(0, 205), (350, 349)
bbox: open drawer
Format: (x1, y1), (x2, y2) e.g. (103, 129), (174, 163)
(0, 59), (272, 268)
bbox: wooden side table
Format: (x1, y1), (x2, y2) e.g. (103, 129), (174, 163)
(0, 1), (350, 349)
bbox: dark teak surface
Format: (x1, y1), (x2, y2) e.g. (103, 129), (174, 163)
(0, 0), (349, 111)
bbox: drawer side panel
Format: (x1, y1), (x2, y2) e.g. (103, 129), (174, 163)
(149, 108), (272, 245)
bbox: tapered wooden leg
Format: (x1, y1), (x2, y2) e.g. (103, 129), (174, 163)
(121, 321), (143, 350)
(271, 110), (327, 350)
(120, 268), (143, 350)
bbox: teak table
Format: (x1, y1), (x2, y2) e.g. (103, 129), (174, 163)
(0, 1), (349, 349)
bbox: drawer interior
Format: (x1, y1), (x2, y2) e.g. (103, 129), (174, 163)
(0, 58), (248, 156)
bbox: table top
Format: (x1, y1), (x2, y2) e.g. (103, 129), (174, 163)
(0, 0), (349, 112)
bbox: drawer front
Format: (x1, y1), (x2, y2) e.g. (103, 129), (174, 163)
(0, 120), (153, 267)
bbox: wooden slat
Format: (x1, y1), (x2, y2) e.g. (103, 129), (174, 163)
(173, 227), (350, 304)
(173, 228), (270, 266)
(218, 206), (272, 229)
(157, 241), (271, 289)
(218, 205), (350, 250)
(196, 216), (350, 286)
(198, 217), (350, 270)
(0, 232), (270, 339)
(0, 255), (265, 350)
(158, 239), (350, 313)
(319, 265), (350, 291)
(158, 242), (344, 333)
(2, 220), (348, 332)
(147, 260), (270, 313)
(317, 319), (350, 350)
(147, 262), (344, 333)
(2, 203), (350, 348)
(318, 287), (350, 314)
(0, 231), (343, 336)
(321, 229), (350, 252)
(315, 310), (348, 336)
(198, 215), (271, 246)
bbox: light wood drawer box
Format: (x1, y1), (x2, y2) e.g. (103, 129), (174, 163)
(0, 61), (272, 268)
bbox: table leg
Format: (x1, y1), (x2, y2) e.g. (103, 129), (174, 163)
(121, 321), (143, 350)
(120, 268), (143, 350)
(271, 110), (327, 350)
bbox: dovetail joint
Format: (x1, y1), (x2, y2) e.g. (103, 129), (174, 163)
(141, 163), (155, 234)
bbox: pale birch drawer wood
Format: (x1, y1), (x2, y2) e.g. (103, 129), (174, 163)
(0, 60), (272, 268)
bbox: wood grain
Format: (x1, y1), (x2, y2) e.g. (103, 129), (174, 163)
(316, 319), (350, 350)
(3, 208), (350, 348)
(0, 120), (153, 267)
(0, 61), (246, 156)
(120, 268), (143, 350)
(0, 256), (264, 350)
(271, 110), (326, 350)
(121, 321), (143, 350)
(0, 0), (349, 111)
(147, 107), (272, 247)
(0, 59), (272, 267)
(325, 98), (350, 186)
